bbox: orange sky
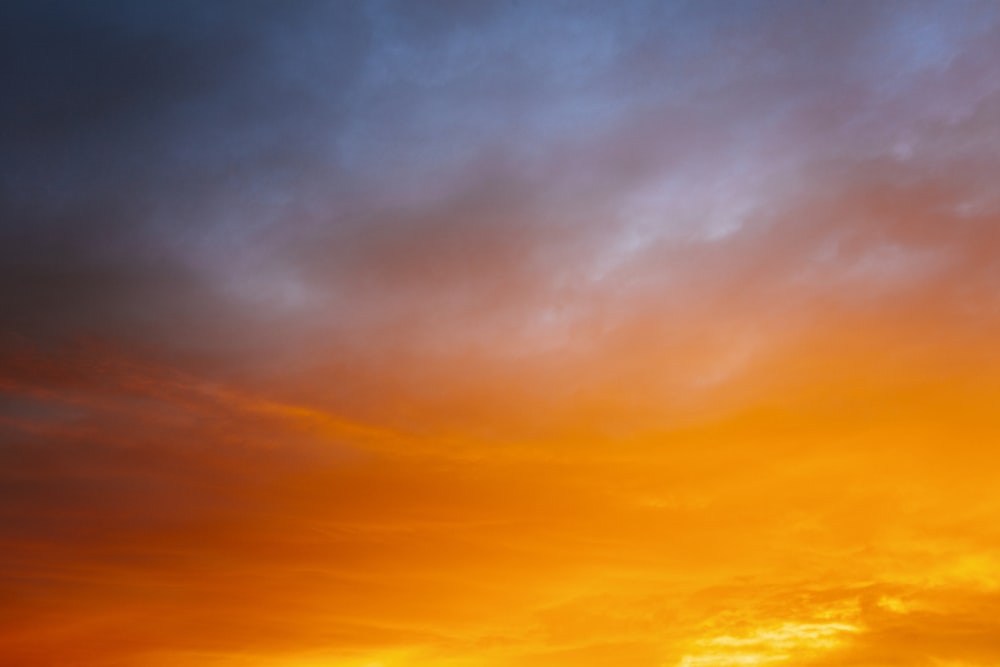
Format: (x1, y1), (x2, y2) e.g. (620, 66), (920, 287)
(4, 1), (1000, 666)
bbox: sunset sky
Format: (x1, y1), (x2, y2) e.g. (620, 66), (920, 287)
(4, 1), (1000, 666)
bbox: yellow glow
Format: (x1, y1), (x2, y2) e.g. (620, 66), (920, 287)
(678, 622), (859, 667)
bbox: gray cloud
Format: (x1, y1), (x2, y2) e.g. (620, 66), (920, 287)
(3, 0), (1000, 422)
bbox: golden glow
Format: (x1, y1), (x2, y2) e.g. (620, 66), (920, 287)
(5, 3), (1000, 666)
(679, 622), (859, 667)
(5, 346), (1000, 666)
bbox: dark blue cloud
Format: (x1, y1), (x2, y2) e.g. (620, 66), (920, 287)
(2, 0), (1000, 374)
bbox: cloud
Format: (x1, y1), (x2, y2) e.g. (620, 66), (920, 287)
(5, 1), (1000, 665)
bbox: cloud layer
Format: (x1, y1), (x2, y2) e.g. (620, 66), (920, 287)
(4, 1), (1000, 665)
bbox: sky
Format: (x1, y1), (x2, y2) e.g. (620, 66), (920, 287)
(3, 1), (1000, 665)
